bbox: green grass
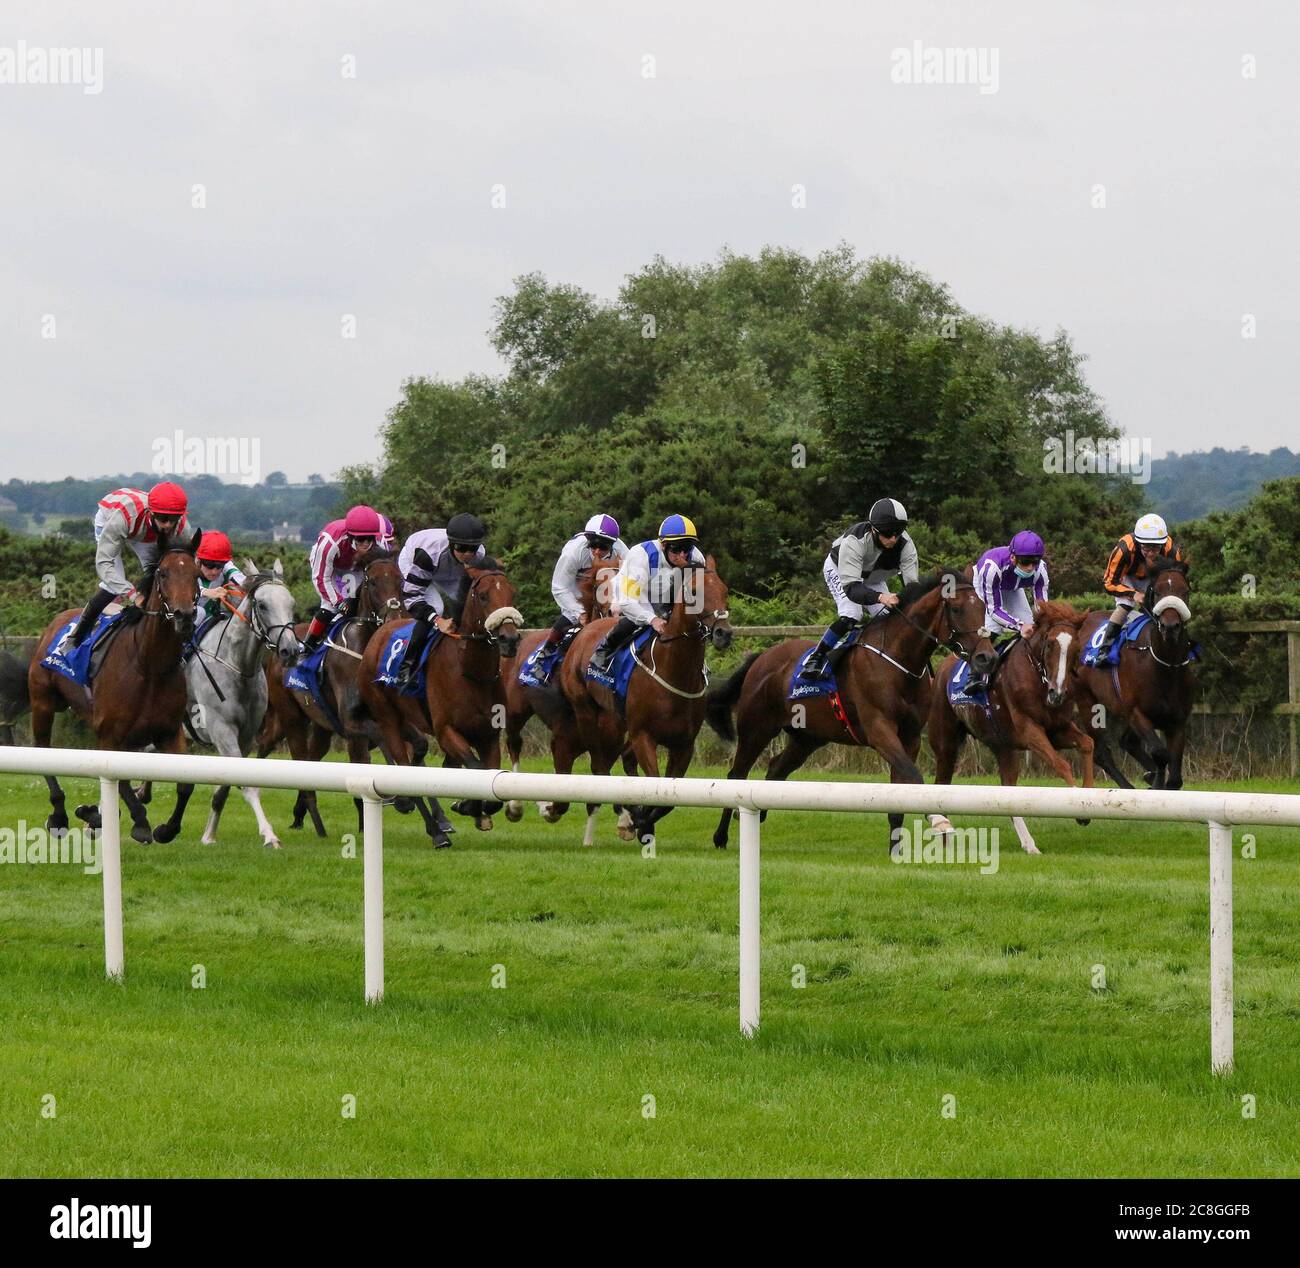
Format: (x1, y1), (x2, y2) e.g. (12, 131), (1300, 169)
(1, 758), (1298, 1178)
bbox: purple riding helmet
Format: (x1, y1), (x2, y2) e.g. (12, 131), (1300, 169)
(583, 513), (620, 545)
(1009, 530), (1044, 577)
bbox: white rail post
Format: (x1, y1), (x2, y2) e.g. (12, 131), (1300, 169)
(1208, 821), (1233, 1074)
(739, 806), (760, 1037)
(98, 776), (124, 981)
(363, 796), (384, 1004)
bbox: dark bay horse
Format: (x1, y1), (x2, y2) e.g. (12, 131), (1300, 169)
(929, 600), (1094, 855)
(359, 564), (522, 847)
(556, 557), (732, 846)
(707, 569), (996, 853)
(27, 542), (200, 844)
(257, 552), (416, 834)
(1072, 557), (1196, 790)
(501, 561), (628, 826)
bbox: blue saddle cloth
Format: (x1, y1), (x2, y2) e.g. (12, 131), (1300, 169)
(39, 610), (125, 686)
(1080, 613), (1151, 667)
(946, 656), (991, 710)
(373, 620), (442, 697)
(788, 626), (862, 701)
(284, 616), (350, 723)
(585, 627), (655, 701)
(517, 638), (567, 689)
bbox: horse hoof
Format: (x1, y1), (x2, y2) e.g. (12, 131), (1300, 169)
(477, 816), (493, 832)
(74, 804), (102, 830)
(1023, 842), (1042, 856)
(290, 819), (305, 830)
(1076, 818), (1091, 827)
(46, 815), (69, 836)
(201, 834), (216, 845)
(431, 831), (453, 849)
(131, 825), (154, 845)
(393, 796), (415, 814)
(264, 839), (282, 851)
(713, 833), (729, 849)
(152, 823), (178, 843)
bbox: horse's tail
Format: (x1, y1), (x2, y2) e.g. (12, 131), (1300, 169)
(706, 652), (761, 743)
(0, 649), (32, 733)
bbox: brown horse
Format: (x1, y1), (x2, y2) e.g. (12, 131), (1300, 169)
(707, 569), (996, 853)
(501, 561), (629, 826)
(555, 557), (732, 846)
(1072, 557), (1196, 790)
(257, 552), (419, 834)
(359, 564), (523, 847)
(27, 542), (200, 844)
(929, 600), (1095, 855)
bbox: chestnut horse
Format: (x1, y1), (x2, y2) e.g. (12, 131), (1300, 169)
(929, 600), (1094, 855)
(501, 561), (631, 825)
(359, 564), (522, 847)
(1072, 557), (1196, 790)
(708, 569), (996, 853)
(555, 557), (733, 846)
(257, 552), (420, 834)
(27, 542), (200, 844)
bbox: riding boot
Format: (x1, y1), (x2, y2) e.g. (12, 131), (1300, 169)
(1097, 616), (1124, 657)
(589, 616), (639, 673)
(68, 587), (116, 648)
(803, 615), (857, 679)
(395, 614), (433, 688)
(298, 612), (330, 659)
(530, 638), (562, 685)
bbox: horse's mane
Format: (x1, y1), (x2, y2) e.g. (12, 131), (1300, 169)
(1148, 555), (1189, 576)
(897, 568), (966, 610)
(365, 547), (398, 565)
(1033, 599), (1087, 629)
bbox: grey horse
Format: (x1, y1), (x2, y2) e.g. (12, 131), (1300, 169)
(140, 560), (299, 846)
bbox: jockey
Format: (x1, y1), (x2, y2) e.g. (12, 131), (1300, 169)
(804, 498), (919, 680)
(529, 514), (629, 685)
(589, 514), (706, 674)
(968, 530), (1049, 690)
(1097, 512), (1187, 656)
(195, 531), (247, 622)
(392, 512), (489, 688)
(68, 481), (192, 647)
(299, 504), (391, 657)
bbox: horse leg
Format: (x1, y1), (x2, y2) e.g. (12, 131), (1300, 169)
(134, 780), (153, 806)
(151, 731), (194, 843)
(1077, 683), (1132, 790)
(504, 718), (526, 822)
(1055, 720), (1096, 824)
(347, 734), (371, 835)
(995, 748), (1040, 855)
(1120, 714), (1164, 788)
(117, 778), (155, 845)
(204, 784), (232, 844)
(303, 725), (332, 837)
(31, 698), (69, 835)
(713, 725), (778, 849)
(863, 717), (927, 855)
(1164, 718), (1188, 791)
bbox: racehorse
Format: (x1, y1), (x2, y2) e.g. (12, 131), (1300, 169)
(359, 563), (523, 847)
(1072, 556), (1196, 790)
(928, 600), (1094, 855)
(556, 557), (732, 846)
(501, 561), (633, 827)
(136, 562), (299, 847)
(257, 551), (428, 835)
(707, 569), (996, 853)
(27, 539), (200, 844)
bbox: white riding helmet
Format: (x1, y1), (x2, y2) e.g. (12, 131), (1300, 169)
(1134, 513), (1168, 546)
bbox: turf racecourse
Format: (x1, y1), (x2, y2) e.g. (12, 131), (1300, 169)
(1, 758), (1297, 1178)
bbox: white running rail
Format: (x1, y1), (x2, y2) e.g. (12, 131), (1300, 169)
(4, 745), (1298, 1074)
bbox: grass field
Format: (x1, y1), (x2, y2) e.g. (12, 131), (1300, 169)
(1, 757), (1297, 1178)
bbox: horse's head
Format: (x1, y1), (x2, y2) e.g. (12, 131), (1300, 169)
(357, 553), (405, 624)
(463, 565), (523, 658)
(905, 569), (997, 676)
(244, 573), (300, 664)
(678, 555), (732, 650)
(591, 561), (622, 619)
(1144, 557), (1192, 645)
(152, 544), (200, 641)
(1031, 601), (1086, 708)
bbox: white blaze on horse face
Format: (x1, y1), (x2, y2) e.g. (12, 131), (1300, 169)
(1053, 632), (1071, 694)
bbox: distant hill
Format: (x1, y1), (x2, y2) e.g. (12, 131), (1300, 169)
(0, 472), (345, 542)
(1147, 447), (1300, 523)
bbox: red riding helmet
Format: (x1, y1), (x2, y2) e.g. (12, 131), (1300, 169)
(344, 505), (383, 538)
(197, 530), (233, 565)
(147, 481), (188, 516)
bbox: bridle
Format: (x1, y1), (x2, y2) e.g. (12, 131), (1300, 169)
(646, 568), (730, 645)
(356, 561), (404, 628)
(447, 570), (523, 683)
(204, 574), (299, 673)
(142, 548), (199, 631)
(862, 579), (990, 676)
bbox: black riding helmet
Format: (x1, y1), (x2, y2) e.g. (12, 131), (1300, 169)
(446, 512), (487, 549)
(868, 497), (908, 537)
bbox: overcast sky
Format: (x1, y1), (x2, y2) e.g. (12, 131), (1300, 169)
(2, 0), (1296, 484)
